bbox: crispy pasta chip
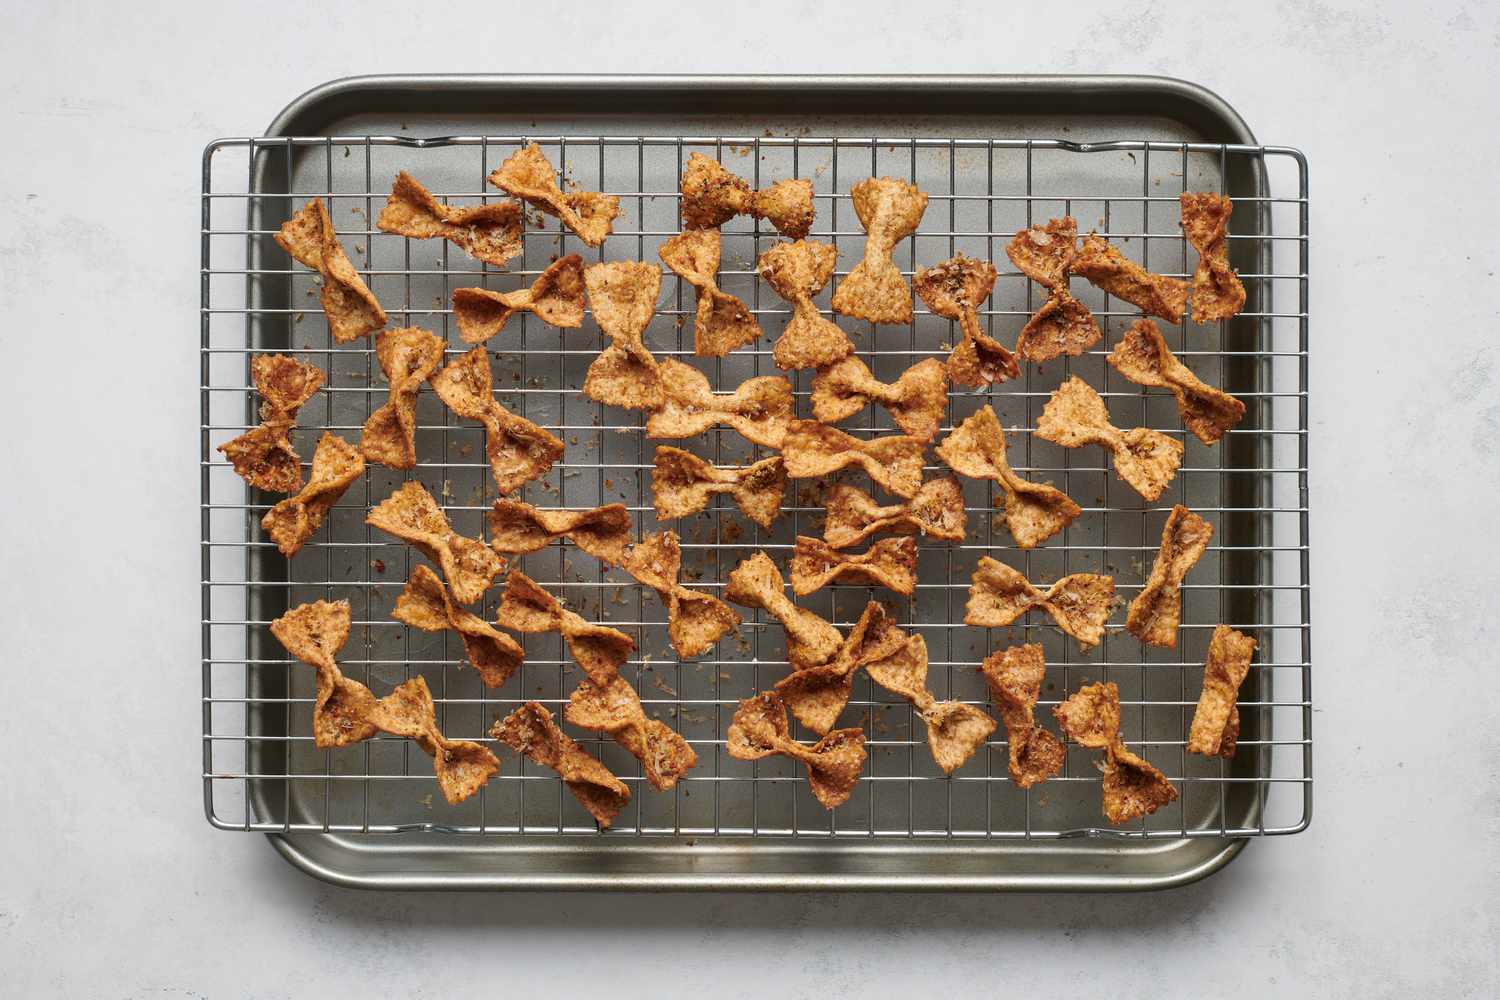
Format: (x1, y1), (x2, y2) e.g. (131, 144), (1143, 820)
(261, 432), (364, 557)
(1180, 192), (1246, 323)
(935, 406), (1080, 549)
(451, 254), (586, 345)
(790, 535), (918, 597)
(275, 197), (386, 343)
(581, 260), (665, 410)
(865, 633), (997, 774)
(773, 601), (906, 733)
(811, 356), (947, 442)
(619, 530), (741, 658)
(964, 556), (1115, 651)
(651, 447), (785, 529)
(658, 229), (762, 357)
(1036, 376), (1184, 502)
(726, 691), (867, 809)
(822, 477), (967, 549)
(366, 481), (505, 604)
(979, 644), (1065, 788)
(831, 177), (928, 324)
(1108, 319), (1245, 445)
(1007, 216), (1078, 289)
(679, 153), (816, 238)
(1070, 233), (1189, 323)
(492, 702), (629, 826)
(567, 675), (699, 790)
(913, 253), (1019, 388)
(359, 326), (446, 470)
(725, 551), (843, 669)
(782, 420), (925, 499)
(431, 346), (565, 494)
(757, 239), (854, 370)
(372, 674), (502, 804)
(393, 564), (525, 688)
(487, 142), (619, 247)
(376, 171), (524, 267)
(217, 354), (325, 493)
(646, 359), (793, 449)
(1054, 681), (1178, 824)
(496, 569), (634, 684)
(487, 499), (631, 565)
(1187, 625), (1257, 757)
(1126, 505), (1214, 648)
(1005, 218), (1103, 362)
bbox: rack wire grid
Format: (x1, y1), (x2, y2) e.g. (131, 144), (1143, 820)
(201, 132), (1310, 840)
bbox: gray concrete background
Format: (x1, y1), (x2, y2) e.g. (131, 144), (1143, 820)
(2, 1), (1497, 996)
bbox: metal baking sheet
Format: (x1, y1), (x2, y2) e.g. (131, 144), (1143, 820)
(200, 74), (1311, 890)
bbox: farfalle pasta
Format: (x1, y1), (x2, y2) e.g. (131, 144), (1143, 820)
(979, 644), (1064, 788)
(725, 551), (843, 669)
(680, 153), (815, 238)
(1054, 681), (1178, 824)
(651, 447), (785, 529)
(1180, 192), (1246, 323)
(275, 197), (387, 343)
(376, 171), (524, 267)
(451, 254), (586, 344)
(810, 356), (947, 442)
(217, 354), (325, 493)
(491, 702), (630, 827)
(914, 254), (1018, 388)
(646, 359), (793, 449)
(757, 239), (853, 370)
(1126, 505), (1213, 648)
(487, 499), (632, 565)
(496, 569), (634, 684)
(488, 142), (619, 247)
(1005, 217), (1102, 362)
(864, 632), (997, 774)
(1187, 625), (1257, 758)
(1035, 376), (1184, 502)
(566, 674), (698, 790)
(1070, 233), (1189, 324)
(430, 346), (565, 494)
(1107, 319), (1245, 444)
(261, 432), (364, 557)
(821, 478), (967, 550)
(782, 420), (924, 500)
(392, 564), (525, 688)
(359, 326), (446, 470)
(726, 691), (867, 809)
(964, 556), (1115, 651)
(658, 229), (761, 357)
(831, 177), (928, 324)
(790, 535), (918, 597)
(774, 601), (905, 733)
(619, 531), (741, 659)
(366, 481), (505, 604)
(581, 260), (664, 410)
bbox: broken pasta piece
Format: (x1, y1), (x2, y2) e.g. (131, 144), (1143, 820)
(646, 359), (793, 449)
(430, 346), (565, 494)
(487, 500), (632, 565)
(790, 535), (918, 597)
(782, 420), (925, 499)
(822, 478), (967, 550)
(1180, 192), (1246, 323)
(679, 153), (815, 238)
(914, 253), (1019, 388)
(865, 632), (997, 774)
(1035, 376), (1184, 502)
(1126, 505), (1214, 648)
(376, 171), (524, 267)
(496, 569), (634, 684)
(1054, 681), (1178, 824)
(261, 433), (364, 557)
(567, 674), (698, 790)
(581, 260), (665, 410)
(487, 142), (619, 247)
(651, 447), (785, 529)
(366, 481), (506, 604)
(811, 356), (947, 442)
(935, 405), (1080, 549)
(831, 177), (928, 324)
(1187, 625), (1257, 758)
(774, 601), (906, 733)
(275, 197), (386, 343)
(1108, 319), (1245, 444)
(492, 702), (629, 826)
(1006, 217), (1102, 363)
(359, 326), (446, 470)
(619, 531), (741, 659)
(726, 691), (867, 809)
(757, 240), (853, 370)
(658, 229), (761, 357)
(725, 551), (842, 669)
(451, 254), (586, 344)
(964, 556), (1115, 651)
(217, 354), (325, 493)
(393, 564), (524, 688)
(979, 644), (1065, 788)
(1070, 233), (1189, 323)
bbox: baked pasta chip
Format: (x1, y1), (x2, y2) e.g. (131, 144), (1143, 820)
(487, 499), (632, 565)
(393, 564), (524, 688)
(492, 702), (630, 826)
(582, 260), (664, 410)
(1070, 233), (1189, 324)
(811, 356), (947, 442)
(680, 153), (815, 238)
(359, 326), (446, 470)
(431, 346), (565, 494)
(757, 239), (853, 370)
(726, 691), (867, 809)
(451, 254), (586, 344)
(773, 601), (905, 734)
(366, 481), (505, 604)
(1180, 192), (1246, 323)
(658, 229), (761, 357)
(619, 530), (741, 659)
(275, 197), (386, 343)
(822, 478), (966, 549)
(487, 142), (619, 247)
(980, 644), (1065, 788)
(567, 675), (699, 791)
(782, 420), (924, 500)
(831, 177), (928, 324)
(496, 569), (634, 684)
(1126, 505), (1213, 648)
(1187, 625), (1257, 758)
(646, 359), (793, 449)
(790, 535), (918, 597)
(913, 253), (1018, 388)
(1035, 376), (1184, 502)
(1006, 217), (1078, 289)
(1006, 217), (1102, 362)
(1108, 318), (1245, 445)
(217, 354), (325, 493)
(371, 673), (501, 805)
(964, 556), (1115, 651)
(864, 632), (997, 774)
(1054, 681), (1178, 824)
(261, 432), (364, 557)
(376, 171), (524, 267)
(725, 551), (843, 669)
(651, 447), (785, 529)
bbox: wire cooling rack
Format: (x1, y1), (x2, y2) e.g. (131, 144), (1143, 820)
(201, 133), (1309, 839)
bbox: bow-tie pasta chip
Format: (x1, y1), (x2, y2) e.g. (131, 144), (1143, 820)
(620, 531), (741, 659)
(487, 500), (632, 566)
(1126, 505), (1213, 649)
(647, 359), (793, 449)
(217, 354), (325, 493)
(488, 143), (619, 247)
(261, 432), (364, 557)
(1070, 233), (1189, 324)
(1108, 319), (1245, 445)
(1180, 192), (1246, 323)
(782, 420), (925, 500)
(1187, 625), (1257, 758)
(831, 178), (928, 325)
(914, 253), (1019, 388)
(680, 153), (816, 238)
(497, 569), (634, 684)
(392, 564), (524, 688)
(275, 197), (387, 343)
(864, 632), (996, 774)
(757, 240), (854, 370)
(821, 478), (966, 550)
(452, 254), (586, 344)
(790, 535), (918, 597)
(979, 644), (1065, 788)
(492, 702), (630, 826)
(658, 229), (762, 357)
(773, 601), (906, 734)
(367, 481), (505, 605)
(377, 171), (524, 267)
(1036, 376), (1184, 502)
(727, 691), (867, 809)
(581, 260), (665, 410)
(725, 551), (843, 669)
(567, 675), (699, 791)
(1006, 217), (1102, 362)
(359, 326), (446, 470)
(1054, 681), (1178, 824)
(811, 356), (947, 442)
(431, 347), (565, 494)
(651, 447), (785, 529)
(965, 556), (1115, 651)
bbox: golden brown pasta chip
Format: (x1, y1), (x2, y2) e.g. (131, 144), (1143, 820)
(566, 674), (698, 790)
(1035, 376), (1184, 502)
(275, 197), (387, 343)
(1070, 233), (1189, 324)
(1107, 318), (1245, 445)
(782, 420), (925, 500)
(680, 153), (816, 238)
(725, 551), (843, 669)
(913, 253), (1019, 388)
(366, 481), (505, 605)
(1187, 624), (1257, 758)
(726, 690), (867, 809)
(487, 499), (631, 565)
(1180, 192), (1246, 323)
(935, 405), (1080, 549)
(1005, 218), (1102, 362)
(431, 346), (565, 494)
(376, 171), (524, 267)
(773, 601), (905, 734)
(261, 432), (364, 557)
(831, 177), (928, 324)
(646, 359), (793, 449)
(811, 356), (946, 442)
(822, 477), (967, 550)
(487, 142), (619, 247)
(865, 632), (997, 774)
(1054, 681), (1178, 824)
(658, 228), (761, 357)
(790, 535), (918, 597)
(392, 564), (525, 688)
(1126, 505), (1213, 649)
(581, 260), (665, 410)
(359, 326), (446, 470)
(979, 644), (1065, 788)
(371, 673), (501, 805)
(619, 530), (741, 659)
(964, 556), (1115, 651)
(491, 702), (630, 826)
(1006, 217), (1078, 289)
(651, 446), (785, 529)
(757, 239), (854, 370)
(496, 568), (634, 684)
(451, 254), (586, 345)
(217, 354), (326, 493)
